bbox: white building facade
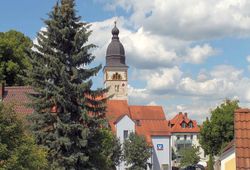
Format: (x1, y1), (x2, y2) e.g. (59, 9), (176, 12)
(169, 112), (206, 167)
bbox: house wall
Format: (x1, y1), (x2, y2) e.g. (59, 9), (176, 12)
(152, 136), (171, 170)
(116, 115), (135, 143)
(116, 115), (135, 170)
(171, 133), (207, 166)
(221, 149), (235, 170)
(171, 133), (199, 151)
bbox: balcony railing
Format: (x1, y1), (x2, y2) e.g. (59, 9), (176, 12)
(176, 139), (192, 145)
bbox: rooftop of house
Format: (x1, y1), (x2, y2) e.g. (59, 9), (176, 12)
(106, 100), (171, 145)
(1, 85), (172, 145)
(235, 108), (250, 170)
(1, 86), (34, 117)
(169, 112), (200, 133)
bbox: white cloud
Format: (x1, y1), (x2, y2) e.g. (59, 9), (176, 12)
(145, 66), (183, 92)
(247, 55), (250, 63)
(133, 64), (250, 102)
(147, 101), (157, 106)
(104, 0), (250, 40)
(185, 44), (217, 64)
(89, 18), (216, 69)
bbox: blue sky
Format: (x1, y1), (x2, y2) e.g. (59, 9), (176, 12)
(1, 0), (250, 121)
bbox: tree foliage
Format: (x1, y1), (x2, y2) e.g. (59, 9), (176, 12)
(199, 99), (239, 156)
(89, 129), (122, 170)
(26, 0), (109, 169)
(207, 154), (214, 170)
(123, 133), (151, 170)
(179, 146), (200, 167)
(0, 103), (48, 170)
(0, 30), (32, 86)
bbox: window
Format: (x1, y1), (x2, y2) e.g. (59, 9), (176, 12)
(115, 85), (119, 92)
(189, 122), (193, 128)
(112, 72), (122, 80)
(184, 135), (187, 140)
(181, 122), (186, 128)
(162, 164), (168, 170)
(123, 130), (128, 139)
(191, 135), (193, 140)
(177, 136), (180, 140)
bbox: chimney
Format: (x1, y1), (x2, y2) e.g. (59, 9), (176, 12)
(184, 112), (188, 117)
(0, 82), (5, 100)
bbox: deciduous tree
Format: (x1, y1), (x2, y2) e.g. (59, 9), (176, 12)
(199, 99), (239, 156)
(90, 129), (122, 170)
(123, 133), (151, 170)
(0, 103), (47, 170)
(179, 146), (200, 167)
(0, 30), (32, 86)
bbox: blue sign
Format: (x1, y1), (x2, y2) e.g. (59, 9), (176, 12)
(157, 144), (164, 150)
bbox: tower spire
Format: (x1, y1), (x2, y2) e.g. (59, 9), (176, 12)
(104, 22), (128, 101)
(112, 20), (119, 39)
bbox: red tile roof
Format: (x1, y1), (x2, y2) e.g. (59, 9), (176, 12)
(169, 112), (200, 133)
(2, 86), (172, 145)
(129, 105), (166, 120)
(221, 140), (235, 154)
(136, 120), (171, 145)
(105, 100), (171, 144)
(106, 100), (130, 132)
(2, 86), (34, 116)
(235, 108), (250, 170)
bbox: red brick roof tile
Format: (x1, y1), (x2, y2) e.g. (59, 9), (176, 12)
(129, 105), (166, 120)
(136, 120), (171, 145)
(170, 112), (200, 133)
(235, 108), (250, 170)
(106, 100), (130, 132)
(106, 101), (171, 144)
(2, 86), (172, 145)
(2, 86), (34, 116)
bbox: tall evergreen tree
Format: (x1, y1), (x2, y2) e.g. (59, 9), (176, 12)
(26, 0), (108, 169)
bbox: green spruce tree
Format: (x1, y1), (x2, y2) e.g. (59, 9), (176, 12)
(26, 0), (108, 169)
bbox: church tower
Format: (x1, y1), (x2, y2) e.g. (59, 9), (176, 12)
(104, 22), (128, 100)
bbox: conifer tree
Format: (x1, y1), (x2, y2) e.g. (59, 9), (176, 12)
(26, 0), (108, 169)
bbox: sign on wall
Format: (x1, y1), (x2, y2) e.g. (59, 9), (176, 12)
(157, 144), (164, 150)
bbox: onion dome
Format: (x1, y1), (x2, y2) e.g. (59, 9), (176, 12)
(106, 22), (126, 66)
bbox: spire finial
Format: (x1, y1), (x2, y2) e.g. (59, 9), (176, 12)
(112, 20), (119, 39)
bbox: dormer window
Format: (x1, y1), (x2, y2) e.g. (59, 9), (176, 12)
(189, 122), (193, 128)
(181, 122), (186, 128)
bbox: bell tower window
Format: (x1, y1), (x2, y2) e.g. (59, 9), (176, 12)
(112, 72), (122, 80)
